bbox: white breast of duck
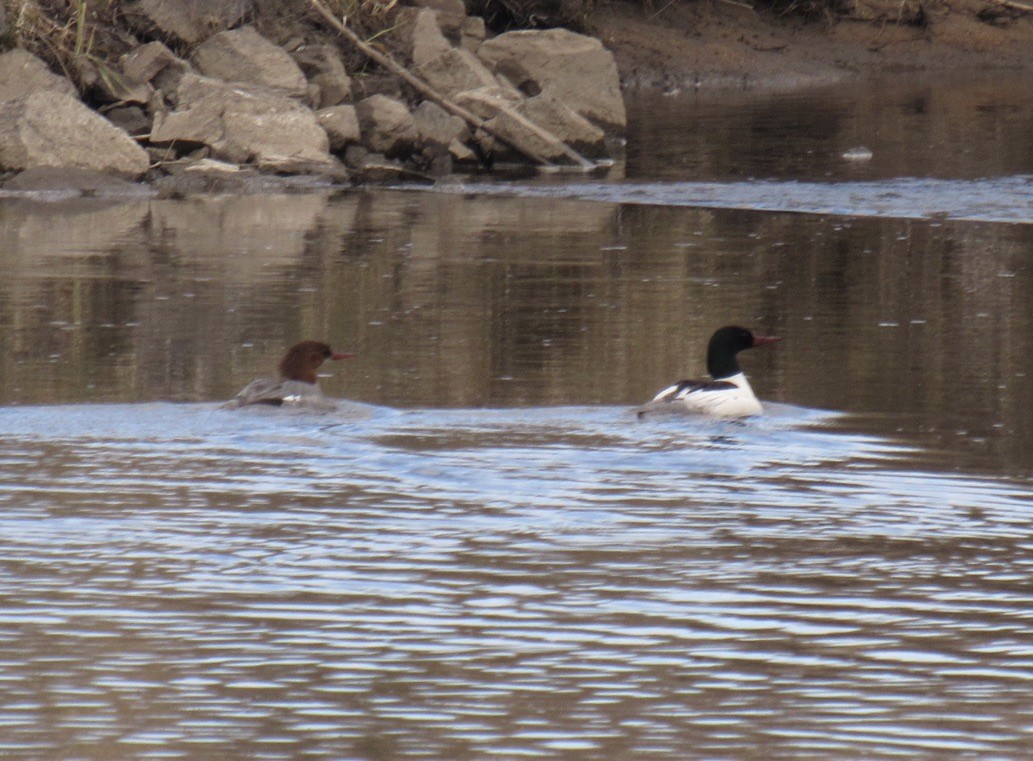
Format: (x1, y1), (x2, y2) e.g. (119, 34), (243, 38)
(642, 372), (763, 418)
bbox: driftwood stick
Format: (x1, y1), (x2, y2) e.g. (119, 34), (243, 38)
(993, 0), (1033, 11)
(308, 0), (596, 171)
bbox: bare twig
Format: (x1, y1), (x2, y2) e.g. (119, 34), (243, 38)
(993, 0), (1033, 11)
(716, 0), (756, 11)
(308, 0), (596, 171)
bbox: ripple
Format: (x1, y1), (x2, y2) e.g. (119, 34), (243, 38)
(0, 401), (1031, 757)
(444, 176), (1033, 224)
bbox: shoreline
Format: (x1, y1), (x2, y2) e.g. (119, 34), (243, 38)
(587, 0), (1033, 93)
(0, 0), (1029, 195)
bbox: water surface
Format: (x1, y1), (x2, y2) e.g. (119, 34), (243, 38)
(1, 74), (1032, 759)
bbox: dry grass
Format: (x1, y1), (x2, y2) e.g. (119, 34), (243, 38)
(1, 0), (411, 88)
(4, 0), (137, 83)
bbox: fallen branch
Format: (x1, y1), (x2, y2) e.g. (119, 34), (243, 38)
(308, 0), (596, 171)
(993, 0), (1033, 11)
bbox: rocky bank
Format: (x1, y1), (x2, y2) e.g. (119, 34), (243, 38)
(0, 0), (1029, 194)
(0, 0), (627, 193)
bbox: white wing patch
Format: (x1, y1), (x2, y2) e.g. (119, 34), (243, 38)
(638, 373), (763, 418)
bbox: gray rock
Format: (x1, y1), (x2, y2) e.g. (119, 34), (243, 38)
(0, 91), (150, 178)
(453, 86), (523, 121)
(172, 72), (242, 107)
(105, 105), (152, 136)
(411, 9), (453, 67)
(460, 16), (487, 53)
(150, 102), (218, 151)
(292, 44), (352, 108)
(418, 47), (502, 99)
(73, 55), (153, 104)
(191, 26), (308, 98)
(483, 94), (602, 161)
(348, 156), (434, 185)
(412, 101), (468, 149)
(355, 95), (419, 158)
(120, 41), (185, 84)
(507, 90), (605, 155)
(478, 29), (627, 130)
(0, 48), (78, 101)
(124, 0), (248, 45)
(411, 0), (467, 34)
(150, 73), (335, 171)
(316, 105), (361, 152)
(449, 139), (477, 163)
(153, 159), (344, 196)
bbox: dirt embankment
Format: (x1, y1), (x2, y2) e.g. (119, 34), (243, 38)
(585, 0), (1033, 91)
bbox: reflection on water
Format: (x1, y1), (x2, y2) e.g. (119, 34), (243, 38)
(1, 75), (1033, 759)
(1, 188), (1030, 473)
(623, 75), (1033, 182)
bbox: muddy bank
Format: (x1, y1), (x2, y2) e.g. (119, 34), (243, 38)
(590, 0), (1033, 91)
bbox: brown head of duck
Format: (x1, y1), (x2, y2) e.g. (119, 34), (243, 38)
(277, 340), (355, 384)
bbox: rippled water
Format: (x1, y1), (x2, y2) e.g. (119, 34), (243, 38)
(1, 74), (1033, 759)
(453, 175), (1033, 224)
(3, 401), (1031, 758)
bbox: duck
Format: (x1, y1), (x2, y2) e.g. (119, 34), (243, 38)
(225, 340), (355, 409)
(637, 325), (780, 418)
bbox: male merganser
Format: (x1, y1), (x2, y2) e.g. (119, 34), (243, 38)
(637, 325), (781, 418)
(225, 340), (355, 409)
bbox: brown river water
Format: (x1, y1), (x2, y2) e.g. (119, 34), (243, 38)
(1, 75), (1032, 758)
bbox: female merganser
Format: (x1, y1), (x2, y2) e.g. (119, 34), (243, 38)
(637, 325), (781, 418)
(225, 340), (355, 409)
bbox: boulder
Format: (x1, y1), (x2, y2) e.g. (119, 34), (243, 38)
(316, 105), (361, 151)
(449, 139), (477, 163)
(355, 95), (419, 158)
(0, 48), (78, 101)
(0, 91), (150, 177)
(173, 72), (242, 106)
(152, 160), (340, 197)
(460, 16), (487, 52)
(150, 73), (336, 171)
(124, 0), (248, 45)
(411, 8), (453, 67)
(477, 29), (626, 130)
(191, 26), (308, 98)
(343, 146), (433, 185)
(484, 91), (604, 161)
(412, 101), (468, 148)
(418, 47), (503, 99)
(453, 86), (522, 121)
(292, 43), (352, 108)
(508, 91), (605, 155)
(411, 0), (467, 34)
(120, 41), (185, 84)
(105, 105), (152, 136)
(72, 56), (153, 104)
